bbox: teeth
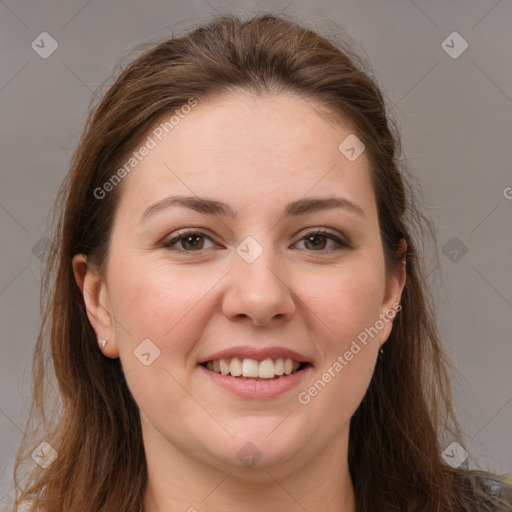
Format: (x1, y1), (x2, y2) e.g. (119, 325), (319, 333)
(204, 357), (303, 379)
(219, 359), (230, 375)
(230, 357), (242, 377)
(258, 358), (276, 379)
(242, 358), (259, 378)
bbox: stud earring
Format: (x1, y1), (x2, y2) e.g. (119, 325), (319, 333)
(98, 339), (107, 349)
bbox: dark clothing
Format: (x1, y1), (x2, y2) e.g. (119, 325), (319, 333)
(471, 473), (512, 511)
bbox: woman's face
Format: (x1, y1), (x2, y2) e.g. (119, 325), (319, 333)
(75, 92), (405, 477)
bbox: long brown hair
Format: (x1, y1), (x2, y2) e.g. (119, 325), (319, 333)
(13, 12), (510, 512)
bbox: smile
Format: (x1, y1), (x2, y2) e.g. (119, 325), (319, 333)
(200, 357), (309, 379)
(198, 358), (312, 399)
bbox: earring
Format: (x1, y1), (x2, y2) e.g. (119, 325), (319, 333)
(98, 339), (107, 349)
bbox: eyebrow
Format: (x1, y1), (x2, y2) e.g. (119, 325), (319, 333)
(140, 195), (366, 223)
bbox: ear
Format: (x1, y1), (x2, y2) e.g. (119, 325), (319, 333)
(72, 254), (119, 358)
(378, 238), (407, 347)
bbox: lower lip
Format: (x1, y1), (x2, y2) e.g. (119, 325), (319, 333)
(198, 364), (312, 399)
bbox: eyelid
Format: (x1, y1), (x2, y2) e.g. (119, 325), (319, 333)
(161, 228), (217, 250)
(294, 228), (351, 250)
(162, 227), (351, 252)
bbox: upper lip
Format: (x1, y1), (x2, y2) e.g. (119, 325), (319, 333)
(198, 346), (312, 364)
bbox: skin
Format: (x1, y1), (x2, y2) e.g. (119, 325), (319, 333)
(73, 91), (406, 512)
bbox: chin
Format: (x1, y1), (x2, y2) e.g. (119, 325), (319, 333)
(202, 429), (305, 473)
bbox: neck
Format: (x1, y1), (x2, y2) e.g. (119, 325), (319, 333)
(141, 424), (357, 512)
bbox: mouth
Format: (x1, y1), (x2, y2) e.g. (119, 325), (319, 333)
(199, 357), (312, 381)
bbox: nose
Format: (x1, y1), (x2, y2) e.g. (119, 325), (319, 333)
(221, 247), (296, 326)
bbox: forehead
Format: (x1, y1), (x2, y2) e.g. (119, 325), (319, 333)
(114, 92), (375, 221)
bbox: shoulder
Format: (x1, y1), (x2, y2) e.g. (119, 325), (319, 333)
(464, 471), (512, 511)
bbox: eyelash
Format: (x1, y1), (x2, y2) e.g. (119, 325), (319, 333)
(161, 228), (350, 254)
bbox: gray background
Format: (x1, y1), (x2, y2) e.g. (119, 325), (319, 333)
(1, 0), (511, 508)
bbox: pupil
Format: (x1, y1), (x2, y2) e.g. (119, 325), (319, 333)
(185, 235), (202, 249)
(307, 235), (325, 250)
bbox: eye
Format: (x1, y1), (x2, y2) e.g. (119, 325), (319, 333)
(162, 228), (350, 254)
(162, 230), (216, 252)
(294, 229), (350, 251)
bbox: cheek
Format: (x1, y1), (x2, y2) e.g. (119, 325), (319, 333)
(108, 258), (217, 416)
(108, 254), (223, 353)
(296, 270), (381, 428)
(306, 262), (385, 347)
(294, 261), (383, 412)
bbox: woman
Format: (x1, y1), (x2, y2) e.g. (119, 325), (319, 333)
(13, 12), (512, 512)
